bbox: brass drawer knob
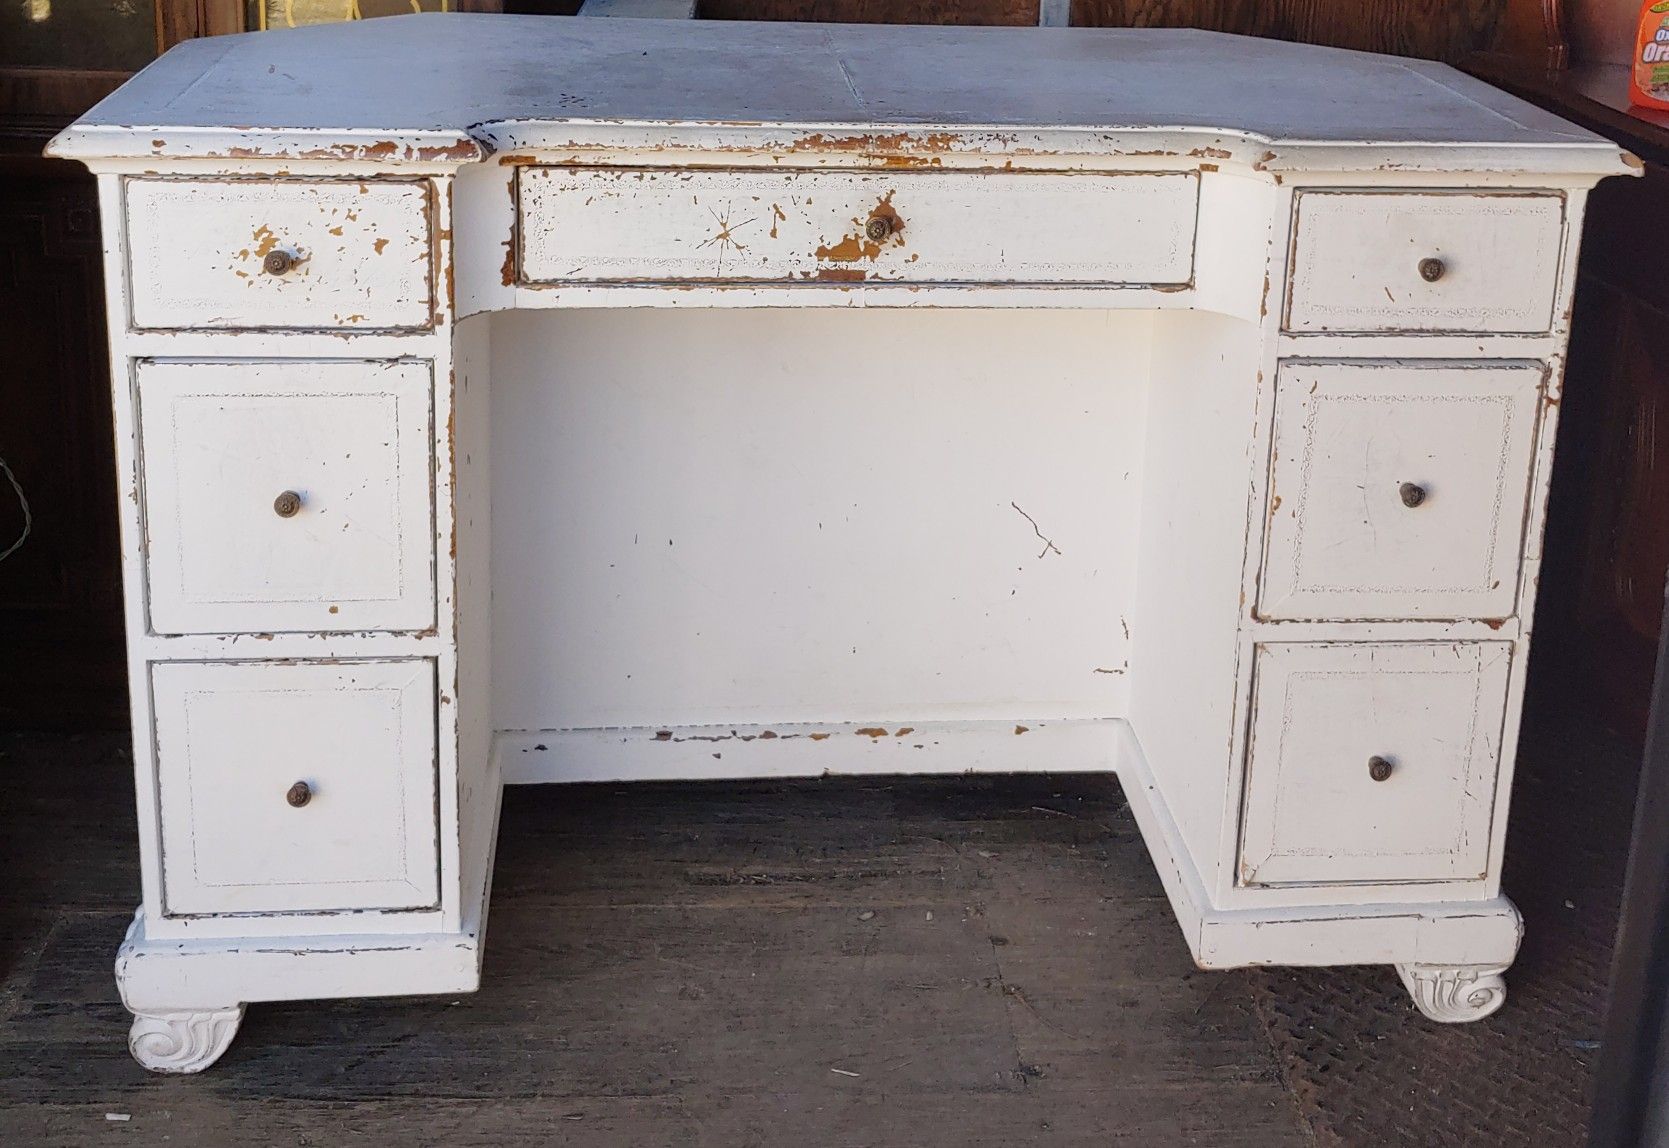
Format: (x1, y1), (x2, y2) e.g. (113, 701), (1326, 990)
(1399, 482), (1428, 508)
(1417, 256), (1446, 283)
(286, 781), (313, 808)
(272, 490), (303, 518)
(262, 248), (296, 276)
(865, 216), (894, 243)
(1368, 755), (1395, 782)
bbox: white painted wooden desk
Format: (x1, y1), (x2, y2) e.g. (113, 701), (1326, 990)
(50, 14), (1636, 1072)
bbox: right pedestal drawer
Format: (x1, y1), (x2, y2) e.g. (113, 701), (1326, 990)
(1238, 642), (1513, 888)
(1283, 190), (1565, 334)
(1257, 361), (1545, 622)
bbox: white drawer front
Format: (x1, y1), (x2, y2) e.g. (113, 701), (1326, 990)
(1239, 642), (1512, 887)
(517, 168), (1197, 286)
(153, 660), (439, 917)
(125, 178), (433, 330)
(137, 360), (435, 635)
(1257, 361), (1542, 621)
(1284, 191), (1564, 334)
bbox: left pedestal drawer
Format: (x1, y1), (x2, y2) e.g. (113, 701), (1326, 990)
(136, 360), (435, 635)
(123, 178), (434, 331)
(152, 660), (439, 918)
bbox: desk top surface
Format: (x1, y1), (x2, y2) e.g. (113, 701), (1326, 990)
(51, 14), (1633, 174)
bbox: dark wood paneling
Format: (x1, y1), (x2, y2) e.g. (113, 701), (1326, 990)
(702, 0), (1038, 24)
(0, 157), (126, 730)
(1529, 165), (1669, 733)
(1072, 0), (1506, 63)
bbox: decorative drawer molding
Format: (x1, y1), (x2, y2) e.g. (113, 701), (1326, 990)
(152, 659), (440, 918)
(1257, 360), (1544, 622)
(136, 359), (436, 636)
(124, 178), (435, 331)
(516, 167), (1198, 288)
(1238, 641), (1512, 887)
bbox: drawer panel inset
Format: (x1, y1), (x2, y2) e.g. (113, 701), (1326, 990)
(137, 360), (435, 635)
(125, 178), (433, 330)
(1257, 361), (1543, 622)
(517, 167), (1198, 287)
(1284, 190), (1564, 334)
(153, 659), (439, 917)
(1239, 642), (1512, 887)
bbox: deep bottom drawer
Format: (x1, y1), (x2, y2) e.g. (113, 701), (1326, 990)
(1238, 642), (1512, 887)
(152, 659), (439, 917)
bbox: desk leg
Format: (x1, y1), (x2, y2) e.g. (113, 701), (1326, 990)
(127, 1006), (246, 1074)
(1395, 963), (1510, 1023)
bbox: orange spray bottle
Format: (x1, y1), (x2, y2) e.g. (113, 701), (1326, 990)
(1634, 0), (1669, 110)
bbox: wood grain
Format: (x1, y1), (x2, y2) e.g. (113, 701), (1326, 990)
(1071, 0), (1506, 63)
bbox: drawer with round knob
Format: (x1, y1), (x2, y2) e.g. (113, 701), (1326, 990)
(1282, 190), (1566, 334)
(136, 359), (435, 634)
(1256, 360), (1544, 622)
(151, 659), (439, 917)
(123, 177), (434, 330)
(1237, 641), (1512, 888)
(515, 166), (1198, 287)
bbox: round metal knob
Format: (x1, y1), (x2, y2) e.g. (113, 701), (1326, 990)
(262, 248), (296, 276)
(286, 781), (313, 808)
(865, 216), (894, 243)
(1368, 755), (1395, 783)
(1399, 482), (1428, 508)
(273, 490), (303, 518)
(1417, 257), (1446, 283)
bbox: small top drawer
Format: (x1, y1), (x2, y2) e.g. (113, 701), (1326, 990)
(516, 167), (1198, 288)
(1283, 190), (1565, 334)
(124, 178), (434, 331)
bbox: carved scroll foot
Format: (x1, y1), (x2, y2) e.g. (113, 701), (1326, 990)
(1394, 963), (1509, 1024)
(127, 1005), (246, 1073)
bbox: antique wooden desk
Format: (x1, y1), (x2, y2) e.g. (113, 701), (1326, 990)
(49, 14), (1634, 1072)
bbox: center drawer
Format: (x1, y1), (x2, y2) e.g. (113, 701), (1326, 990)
(515, 167), (1198, 287)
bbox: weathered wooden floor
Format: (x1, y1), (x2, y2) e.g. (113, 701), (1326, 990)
(0, 720), (1631, 1146)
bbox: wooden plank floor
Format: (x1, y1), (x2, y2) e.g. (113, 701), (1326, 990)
(0, 732), (1310, 1145)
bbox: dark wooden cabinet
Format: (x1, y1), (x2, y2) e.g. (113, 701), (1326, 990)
(0, 156), (124, 729)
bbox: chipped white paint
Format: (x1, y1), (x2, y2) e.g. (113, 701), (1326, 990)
(1258, 361), (1545, 621)
(516, 168), (1199, 286)
(47, 14), (1636, 1069)
(151, 659), (439, 916)
(124, 179), (434, 330)
(1238, 642), (1513, 886)
(1284, 190), (1568, 334)
(136, 360), (436, 634)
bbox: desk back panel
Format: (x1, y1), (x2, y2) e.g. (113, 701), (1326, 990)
(488, 307), (1154, 732)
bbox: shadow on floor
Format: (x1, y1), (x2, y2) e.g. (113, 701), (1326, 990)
(0, 714), (1637, 1146)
